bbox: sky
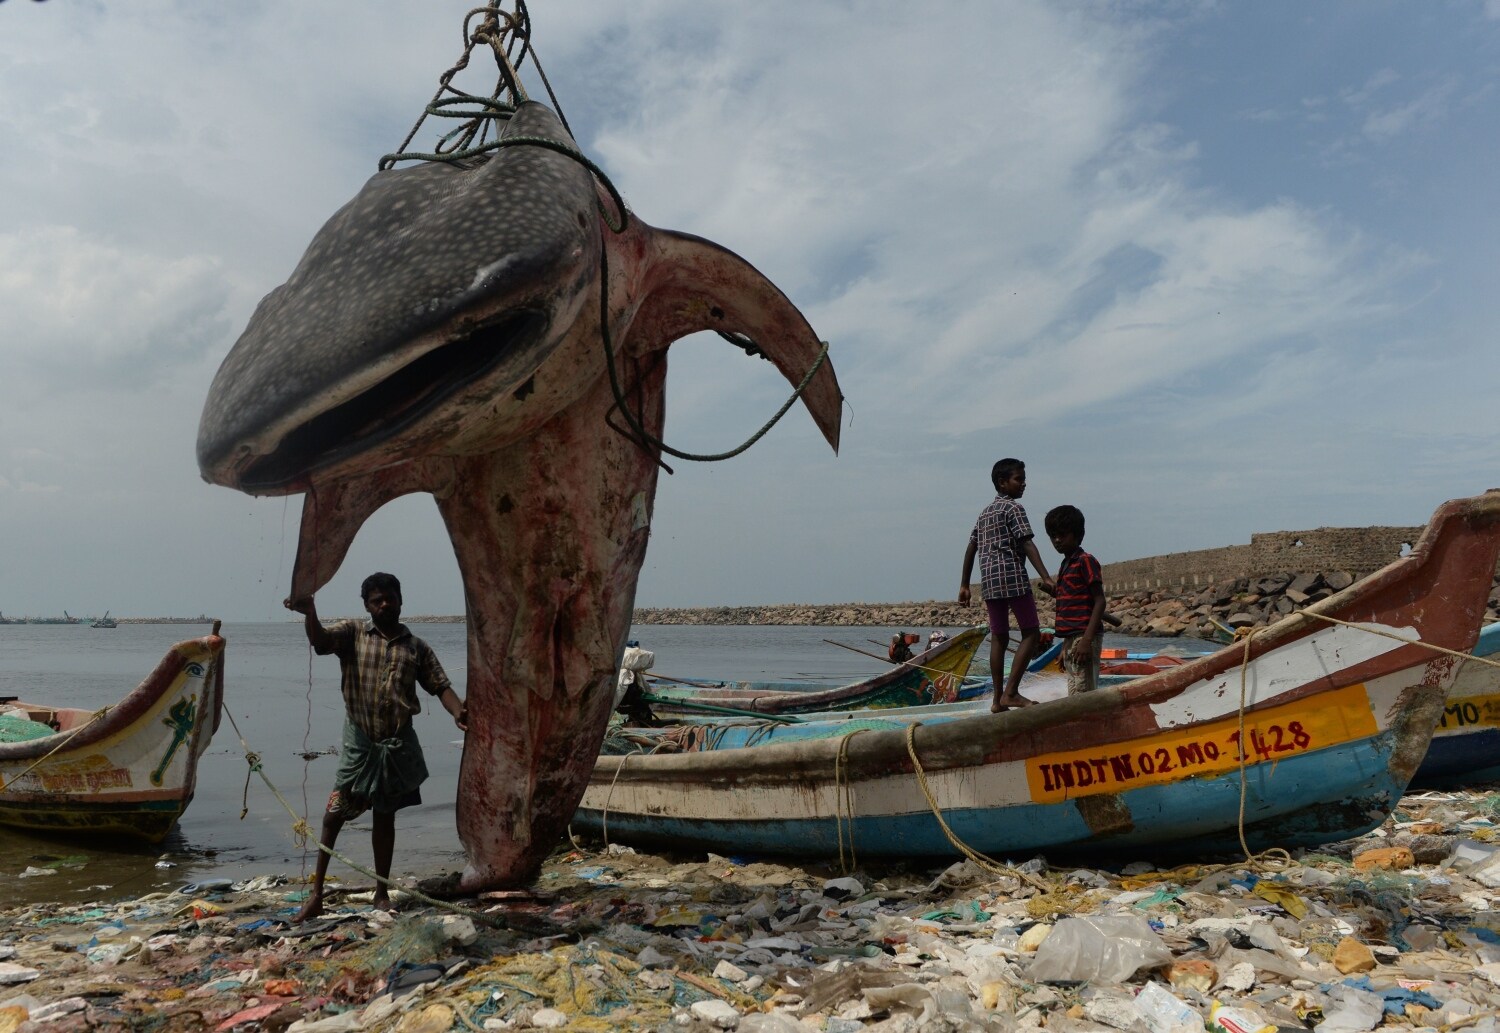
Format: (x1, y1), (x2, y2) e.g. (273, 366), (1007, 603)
(1, 0), (1498, 621)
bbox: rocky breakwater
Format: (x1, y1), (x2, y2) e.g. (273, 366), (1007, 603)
(632, 601), (989, 629)
(634, 569), (1500, 639)
(1106, 569), (1500, 638)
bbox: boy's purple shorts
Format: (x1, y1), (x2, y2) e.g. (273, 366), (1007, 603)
(984, 593), (1039, 637)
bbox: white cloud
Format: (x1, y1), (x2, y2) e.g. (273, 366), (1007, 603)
(0, 226), (234, 392)
(1361, 78), (1457, 141)
(0, 0), (1490, 614)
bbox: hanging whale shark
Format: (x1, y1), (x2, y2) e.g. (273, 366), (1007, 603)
(197, 101), (842, 890)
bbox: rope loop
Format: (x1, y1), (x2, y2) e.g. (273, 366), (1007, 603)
(382, 0), (576, 172)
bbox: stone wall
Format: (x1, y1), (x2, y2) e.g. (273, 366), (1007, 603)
(1102, 525), (1426, 593)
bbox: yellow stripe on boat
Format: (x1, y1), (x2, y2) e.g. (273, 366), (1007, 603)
(1024, 683), (1378, 803)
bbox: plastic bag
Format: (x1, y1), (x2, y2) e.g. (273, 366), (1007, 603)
(620, 646), (655, 672)
(1136, 982), (1205, 1033)
(1029, 915), (1173, 983)
(1316, 984), (1385, 1033)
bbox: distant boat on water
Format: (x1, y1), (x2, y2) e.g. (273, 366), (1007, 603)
(27, 612), (81, 626)
(92, 611), (117, 629)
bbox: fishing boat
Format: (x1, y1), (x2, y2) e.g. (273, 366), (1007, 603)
(640, 626), (988, 717)
(91, 611), (117, 629)
(576, 492), (1500, 860)
(1032, 624), (1500, 786)
(0, 623), (225, 842)
(1411, 620), (1500, 786)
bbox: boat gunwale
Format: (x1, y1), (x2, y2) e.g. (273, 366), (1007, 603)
(592, 492), (1500, 785)
(0, 633), (226, 763)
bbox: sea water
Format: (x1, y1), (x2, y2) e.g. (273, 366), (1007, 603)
(0, 621), (1184, 905)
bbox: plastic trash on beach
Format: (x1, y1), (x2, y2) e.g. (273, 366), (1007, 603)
(1136, 982), (1206, 1033)
(1028, 915), (1173, 982)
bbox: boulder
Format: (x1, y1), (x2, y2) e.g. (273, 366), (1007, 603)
(1287, 572), (1323, 595)
(1226, 612), (1258, 629)
(1325, 570), (1355, 591)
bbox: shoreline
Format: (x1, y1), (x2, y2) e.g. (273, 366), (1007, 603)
(4, 788), (1498, 1030)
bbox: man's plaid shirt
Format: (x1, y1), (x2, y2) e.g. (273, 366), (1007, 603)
(969, 494), (1036, 599)
(319, 620), (453, 741)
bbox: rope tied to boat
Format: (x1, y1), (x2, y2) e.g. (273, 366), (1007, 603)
(834, 729), (869, 873)
(239, 749), (262, 821)
(221, 708), (503, 927)
(0, 705), (112, 795)
(903, 723), (1053, 892)
(1298, 610), (1500, 670)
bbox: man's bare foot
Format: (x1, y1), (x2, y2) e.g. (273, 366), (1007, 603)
(992, 695), (1036, 712)
(371, 893), (397, 913)
(293, 894), (324, 923)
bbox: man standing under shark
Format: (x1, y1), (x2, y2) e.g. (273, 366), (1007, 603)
(287, 573), (467, 921)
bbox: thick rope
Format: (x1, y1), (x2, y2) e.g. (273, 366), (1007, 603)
(596, 231), (832, 464)
(902, 723), (1052, 891)
(1298, 611), (1500, 669)
(1229, 627), (1293, 871)
(221, 708), (503, 926)
(598, 752), (631, 849)
(375, 0), (837, 467)
(834, 729), (868, 873)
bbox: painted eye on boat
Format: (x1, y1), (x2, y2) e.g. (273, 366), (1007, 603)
(186, 663), (206, 678)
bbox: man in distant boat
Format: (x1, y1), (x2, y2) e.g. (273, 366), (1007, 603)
(285, 572), (467, 922)
(889, 632), (915, 664)
(959, 458), (1054, 711)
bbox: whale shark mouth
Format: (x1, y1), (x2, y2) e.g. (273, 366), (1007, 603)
(238, 307), (550, 492)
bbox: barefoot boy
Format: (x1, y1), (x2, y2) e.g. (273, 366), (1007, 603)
(286, 572), (466, 921)
(1044, 505), (1106, 695)
(959, 459), (1054, 711)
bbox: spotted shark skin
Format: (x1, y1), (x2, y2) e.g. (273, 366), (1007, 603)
(197, 102), (842, 890)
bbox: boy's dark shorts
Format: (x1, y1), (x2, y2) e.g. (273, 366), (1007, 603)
(326, 786), (422, 821)
(984, 593), (1039, 638)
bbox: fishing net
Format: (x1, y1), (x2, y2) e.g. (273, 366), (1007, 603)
(0, 713), (54, 742)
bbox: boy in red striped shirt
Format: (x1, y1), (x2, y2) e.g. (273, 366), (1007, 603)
(1044, 505), (1105, 695)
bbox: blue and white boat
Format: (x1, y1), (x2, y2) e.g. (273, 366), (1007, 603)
(575, 493), (1500, 861)
(1412, 620), (1500, 786)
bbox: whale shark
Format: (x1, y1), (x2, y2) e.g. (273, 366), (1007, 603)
(197, 101), (841, 890)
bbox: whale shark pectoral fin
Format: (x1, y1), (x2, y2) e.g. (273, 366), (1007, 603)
(289, 458), (457, 600)
(626, 228), (843, 453)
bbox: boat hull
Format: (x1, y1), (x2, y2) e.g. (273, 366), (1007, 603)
(0, 632), (225, 842)
(646, 627), (987, 716)
(576, 493), (1500, 861)
(1412, 621), (1500, 785)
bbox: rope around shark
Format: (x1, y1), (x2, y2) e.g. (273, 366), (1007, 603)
(379, 7), (837, 472)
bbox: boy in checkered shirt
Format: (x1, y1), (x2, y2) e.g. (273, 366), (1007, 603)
(959, 459), (1054, 711)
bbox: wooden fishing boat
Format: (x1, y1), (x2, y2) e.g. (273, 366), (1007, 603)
(0, 624), (225, 842)
(576, 493), (1500, 860)
(1412, 620), (1500, 786)
(641, 626), (987, 717)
